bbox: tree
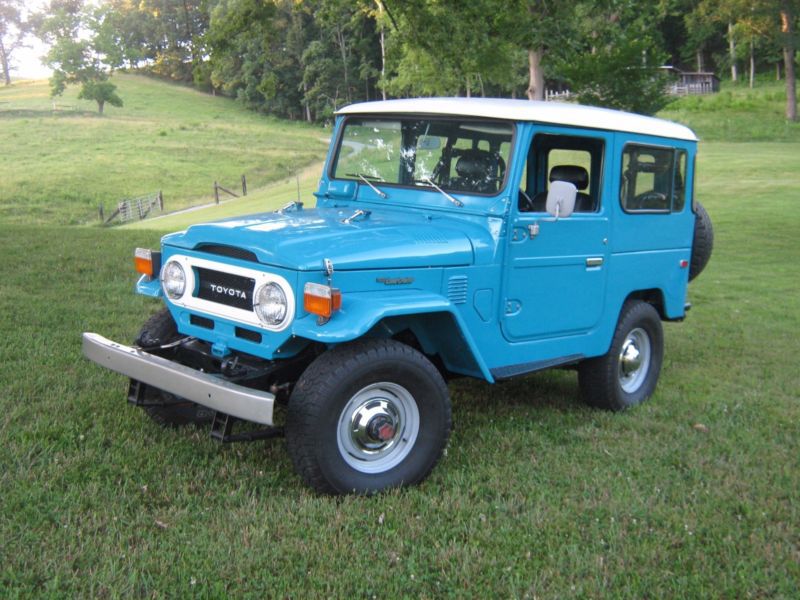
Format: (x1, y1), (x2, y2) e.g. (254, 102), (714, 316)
(554, 1), (671, 114)
(382, 0), (519, 97)
(780, 0), (797, 120)
(77, 79), (123, 114)
(700, 0), (797, 119)
(502, 0), (578, 101)
(560, 38), (670, 114)
(0, 0), (27, 85)
(36, 0), (123, 115)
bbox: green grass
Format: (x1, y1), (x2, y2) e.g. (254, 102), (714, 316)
(661, 79), (800, 142)
(1, 80), (799, 596)
(0, 74), (328, 226)
(122, 162), (323, 231)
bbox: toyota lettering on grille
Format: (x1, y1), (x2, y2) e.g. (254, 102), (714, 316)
(196, 267), (255, 311)
(210, 283), (248, 301)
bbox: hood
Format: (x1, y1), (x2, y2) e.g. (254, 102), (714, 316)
(163, 207), (477, 271)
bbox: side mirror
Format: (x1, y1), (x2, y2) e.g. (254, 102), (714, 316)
(546, 180), (577, 219)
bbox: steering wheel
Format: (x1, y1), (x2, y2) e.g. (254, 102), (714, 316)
(519, 189), (535, 211)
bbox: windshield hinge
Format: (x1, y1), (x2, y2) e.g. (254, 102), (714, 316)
(341, 209), (372, 224)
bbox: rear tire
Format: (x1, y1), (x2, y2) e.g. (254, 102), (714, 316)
(133, 309), (213, 428)
(286, 339), (451, 495)
(578, 301), (664, 411)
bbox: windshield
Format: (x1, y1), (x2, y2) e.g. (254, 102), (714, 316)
(332, 117), (514, 196)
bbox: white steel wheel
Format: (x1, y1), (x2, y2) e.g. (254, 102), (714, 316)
(286, 339), (451, 495)
(618, 327), (652, 394)
(579, 300), (664, 411)
(337, 382), (420, 473)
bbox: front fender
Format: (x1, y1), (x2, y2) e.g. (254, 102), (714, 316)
(291, 290), (494, 382)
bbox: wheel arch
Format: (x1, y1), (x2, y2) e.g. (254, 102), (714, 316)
(367, 312), (493, 382)
(625, 288), (667, 319)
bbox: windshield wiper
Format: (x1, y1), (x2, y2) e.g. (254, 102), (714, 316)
(420, 177), (463, 207)
(346, 172), (388, 199)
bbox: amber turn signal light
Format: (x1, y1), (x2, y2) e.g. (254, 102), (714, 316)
(134, 248), (161, 278)
(304, 282), (342, 318)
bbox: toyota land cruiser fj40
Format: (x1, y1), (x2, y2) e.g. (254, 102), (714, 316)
(83, 98), (713, 495)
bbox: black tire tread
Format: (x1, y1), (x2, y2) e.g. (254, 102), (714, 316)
(133, 308), (212, 428)
(689, 201), (714, 282)
(134, 308), (178, 348)
(286, 338), (451, 495)
(579, 300), (663, 411)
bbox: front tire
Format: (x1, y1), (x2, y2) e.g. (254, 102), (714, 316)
(133, 309), (214, 428)
(578, 301), (664, 411)
(286, 339), (452, 495)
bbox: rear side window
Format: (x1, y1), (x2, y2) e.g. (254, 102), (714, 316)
(620, 145), (687, 213)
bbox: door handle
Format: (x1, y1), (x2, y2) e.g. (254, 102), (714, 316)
(586, 257), (603, 267)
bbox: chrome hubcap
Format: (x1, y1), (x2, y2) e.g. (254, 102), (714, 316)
(618, 327), (651, 393)
(337, 382), (419, 473)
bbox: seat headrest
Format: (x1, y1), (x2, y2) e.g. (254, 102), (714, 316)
(549, 165), (589, 191)
(455, 150), (495, 178)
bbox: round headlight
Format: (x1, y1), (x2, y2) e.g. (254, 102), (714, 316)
(254, 282), (288, 326)
(161, 260), (186, 299)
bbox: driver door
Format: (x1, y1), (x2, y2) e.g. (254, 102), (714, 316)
(501, 130), (611, 342)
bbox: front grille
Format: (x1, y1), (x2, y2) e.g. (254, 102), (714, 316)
(196, 244), (258, 263)
(195, 267), (255, 311)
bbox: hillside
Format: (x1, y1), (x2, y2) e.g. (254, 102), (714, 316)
(660, 80), (800, 143)
(0, 74), (328, 225)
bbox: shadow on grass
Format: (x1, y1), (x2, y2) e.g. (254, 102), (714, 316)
(451, 369), (585, 413)
(0, 108), (99, 119)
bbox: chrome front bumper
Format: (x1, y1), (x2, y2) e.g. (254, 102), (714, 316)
(82, 332), (275, 425)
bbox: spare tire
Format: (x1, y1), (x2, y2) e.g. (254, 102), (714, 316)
(689, 201), (713, 282)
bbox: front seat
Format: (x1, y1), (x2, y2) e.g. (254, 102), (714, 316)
(529, 165), (593, 212)
(450, 149), (504, 193)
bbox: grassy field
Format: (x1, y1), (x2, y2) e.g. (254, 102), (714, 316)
(661, 78), (800, 142)
(0, 74), (328, 226)
(1, 80), (799, 596)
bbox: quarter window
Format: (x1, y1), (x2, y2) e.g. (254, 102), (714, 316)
(620, 145), (688, 213)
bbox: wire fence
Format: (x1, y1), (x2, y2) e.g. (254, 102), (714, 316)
(101, 191), (163, 225)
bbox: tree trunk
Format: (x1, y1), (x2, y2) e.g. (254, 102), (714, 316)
(527, 48), (544, 101)
(728, 22), (737, 82)
(465, 74), (471, 98)
(0, 38), (10, 86)
(776, 61), (781, 81)
(182, 0), (196, 66)
(98, 100), (105, 115)
(335, 27), (351, 103)
(378, 1), (387, 101)
(749, 39), (755, 89)
(302, 80), (312, 122)
(781, 1), (797, 121)
(696, 48), (704, 72)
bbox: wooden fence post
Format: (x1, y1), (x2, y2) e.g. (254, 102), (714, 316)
(158, 190), (163, 211)
(214, 181), (220, 204)
(99, 205), (104, 223)
(241, 174), (247, 196)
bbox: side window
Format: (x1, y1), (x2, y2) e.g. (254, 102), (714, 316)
(620, 145), (687, 213)
(674, 151), (687, 212)
(519, 134), (604, 213)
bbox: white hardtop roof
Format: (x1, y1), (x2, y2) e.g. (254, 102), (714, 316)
(337, 97), (697, 142)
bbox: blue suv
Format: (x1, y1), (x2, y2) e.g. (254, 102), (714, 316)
(84, 98), (713, 494)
